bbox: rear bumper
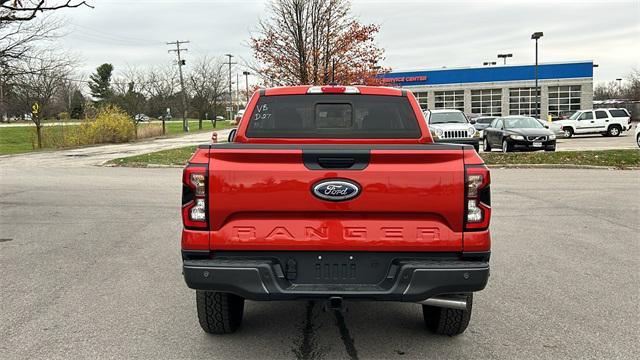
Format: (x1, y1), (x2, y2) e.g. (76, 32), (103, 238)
(183, 252), (489, 302)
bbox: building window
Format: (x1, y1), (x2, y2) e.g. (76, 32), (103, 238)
(509, 87), (540, 116)
(434, 90), (464, 111)
(413, 91), (428, 110)
(471, 89), (502, 116)
(548, 85), (581, 118)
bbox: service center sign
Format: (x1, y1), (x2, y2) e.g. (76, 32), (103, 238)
(381, 75), (428, 85)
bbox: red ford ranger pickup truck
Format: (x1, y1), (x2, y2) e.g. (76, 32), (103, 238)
(181, 85), (491, 336)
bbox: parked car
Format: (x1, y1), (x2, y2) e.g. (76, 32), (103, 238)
(473, 116), (496, 134)
(536, 119), (564, 138)
(424, 109), (481, 151)
(635, 123), (640, 148)
(134, 113), (150, 123)
(182, 85), (491, 336)
(232, 109), (245, 125)
(483, 115), (556, 152)
(554, 108), (632, 138)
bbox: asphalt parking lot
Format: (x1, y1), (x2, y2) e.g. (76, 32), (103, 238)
(1, 160), (638, 359)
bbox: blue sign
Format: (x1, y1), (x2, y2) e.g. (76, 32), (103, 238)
(381, 61), (593, 87)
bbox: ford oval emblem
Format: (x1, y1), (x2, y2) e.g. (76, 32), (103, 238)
(312, 179), (361, 202)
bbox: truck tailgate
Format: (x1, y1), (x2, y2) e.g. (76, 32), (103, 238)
(207, 144), (465, 252)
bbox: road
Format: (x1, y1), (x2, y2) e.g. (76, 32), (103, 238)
(1, 154), (638, 359)
(555, 131), (638, 151)
(0, 128), (232, 168)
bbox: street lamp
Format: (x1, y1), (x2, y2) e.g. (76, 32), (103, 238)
(242, 71), (250, 104)
(497, 53), (513, 65)
(483, 61), (497, 66)
(531, 32), (543, 118)
(616, 78), (622, 87)
(224, 53), (234, 122)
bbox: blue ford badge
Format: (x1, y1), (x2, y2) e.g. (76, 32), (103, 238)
(312, 179), (360, 201)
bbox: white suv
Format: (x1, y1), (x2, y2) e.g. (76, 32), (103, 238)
(555, 108), (632, 138)
(423, 109), (480, 151)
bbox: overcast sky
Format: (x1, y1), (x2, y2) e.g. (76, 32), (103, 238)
(54, 0), (639, 85)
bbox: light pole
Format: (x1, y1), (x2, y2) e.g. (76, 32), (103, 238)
(242, 71), (250, 104)
(224, 53), (234, 122)
(531, 32), (543, 118)
(497, 53), (513, 65)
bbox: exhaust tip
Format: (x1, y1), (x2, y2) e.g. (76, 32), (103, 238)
(418, 295), (468, 310)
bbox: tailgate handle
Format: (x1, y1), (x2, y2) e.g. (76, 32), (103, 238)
(303, 149), (370, 170)
(317, 157), (355, 168)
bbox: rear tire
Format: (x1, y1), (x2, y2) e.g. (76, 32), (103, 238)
(483, 138), (491, 152)
(423, 293), (473, 336)
(563, 127), (573, 138)
(607, 125), (621, 137)
(196, 291), (245, 334)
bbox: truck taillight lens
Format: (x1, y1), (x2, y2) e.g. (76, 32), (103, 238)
(465, 165), (491, 230)
(182, 165), (208, 229)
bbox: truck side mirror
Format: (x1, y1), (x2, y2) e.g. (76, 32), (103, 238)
(228, 128), (237, 143)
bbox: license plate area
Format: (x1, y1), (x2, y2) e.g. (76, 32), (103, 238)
(284, 252), (392, 284)
(532, 142), (542, 147)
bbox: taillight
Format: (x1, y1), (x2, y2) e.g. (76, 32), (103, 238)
(182, 165), (208, 229)
(465, 165), (491, 231)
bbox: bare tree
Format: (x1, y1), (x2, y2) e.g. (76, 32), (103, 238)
(0, 15), (65, 120)
(250, 0), (384, 86)
(112, 65), (149, 121)
(1, 0), (92, 22)
(9, 49), (75, 146)
(144, 64), (180, 118)
(188, 56), (228, 129)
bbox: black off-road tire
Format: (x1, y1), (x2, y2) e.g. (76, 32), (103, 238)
(196, 291), (245, 334)
(423, 293), (473, 336)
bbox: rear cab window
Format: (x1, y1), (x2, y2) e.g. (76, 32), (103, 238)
(246, 95), (421, 139)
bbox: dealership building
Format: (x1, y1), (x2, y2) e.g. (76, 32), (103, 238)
(380, 61), (594, 119)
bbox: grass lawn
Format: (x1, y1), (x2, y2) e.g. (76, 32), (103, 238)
(0, 119), (235, 155)
(0, 126), (38, 154)
(107, 146), (198, 167)
(107, 147), (640, 169)
(481, 149), (640, 169)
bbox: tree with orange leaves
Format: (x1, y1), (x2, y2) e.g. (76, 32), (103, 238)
(250, 0), (387, 86)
